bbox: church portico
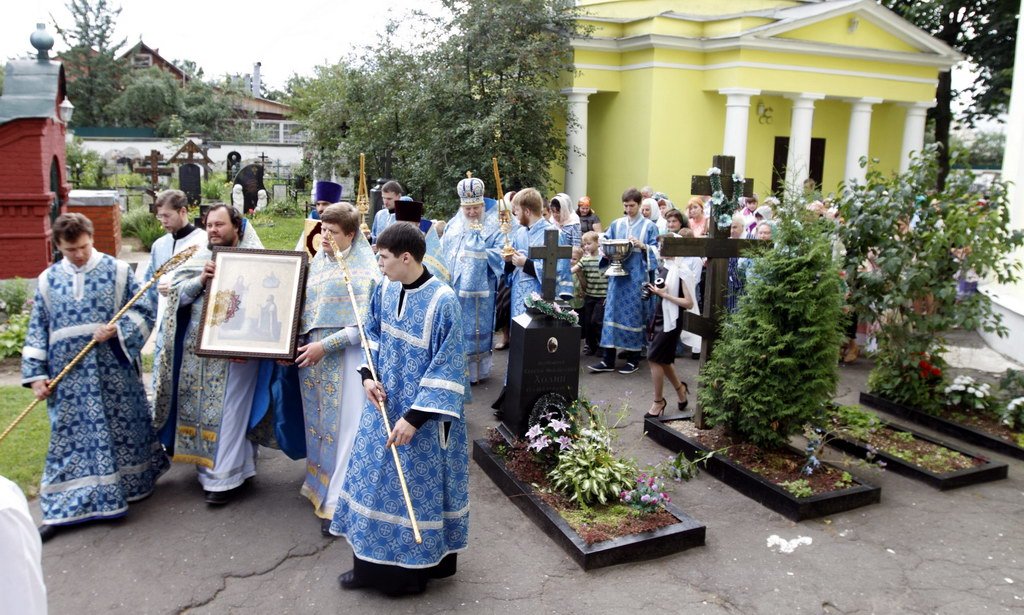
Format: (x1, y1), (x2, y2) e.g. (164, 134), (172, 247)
(563, 0), (959, 222)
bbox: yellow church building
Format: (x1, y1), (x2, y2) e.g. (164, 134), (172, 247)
(561, 0), (961, 219)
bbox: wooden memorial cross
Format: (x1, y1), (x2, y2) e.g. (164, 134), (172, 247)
(659, 154), (764, 428)
(529, 228), (572, 301)
(143, 149), (164, 189)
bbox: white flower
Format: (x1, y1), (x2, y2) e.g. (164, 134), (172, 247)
(975, 391), (984, 398)
(708, 167), (721, 175)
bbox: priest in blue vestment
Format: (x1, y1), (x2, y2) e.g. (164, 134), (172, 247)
(295, 203), (380, 534)
(330, 222), (469, 597)
(370, 180), (403, 246)
(588, 187), (660, 375)
(441, 174), (504, 383)
(504, 188), (571, 318)
(23, 214), (168, 542)
(153, 205), (304, 505)
(143, 190), (207, 391)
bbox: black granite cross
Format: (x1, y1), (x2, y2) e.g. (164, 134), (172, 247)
(660, 154), (764, 428)
(529, 228), (572, 301)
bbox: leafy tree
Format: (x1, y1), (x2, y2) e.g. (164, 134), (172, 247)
(109, 67), (181, 130)
(53, 0), (127, 127)
(837, 147), (1023, 411)
(291, 0), (580, 217)
(879, 1), (1017, 189)
(951, 130), (1005, 169)
(0, 65), (5, 92)
(699, 216), (847, 449)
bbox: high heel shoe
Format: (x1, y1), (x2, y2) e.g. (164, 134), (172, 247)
(674, 382), (689, 411)
(644, 398), (667, 419)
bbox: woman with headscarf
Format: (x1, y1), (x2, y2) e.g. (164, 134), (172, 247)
(550, 193), (581, 299)
(641, 197), (667, 234)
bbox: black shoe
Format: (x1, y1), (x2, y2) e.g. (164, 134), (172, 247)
(691, 352), (701, 360)
(38, 524), (60, 543)
(618, 361), (639, 375)
(204, 489), (231, 506)
(588, 361), (615, 373)
(676, 382), (689, 410)
(320, 518), (333, 537)
(644, 398), (667, 419)
(338, 569), (370, 590)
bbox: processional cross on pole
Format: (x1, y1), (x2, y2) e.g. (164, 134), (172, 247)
(659, 155), (764, 429)
(529, 229), (572, 301)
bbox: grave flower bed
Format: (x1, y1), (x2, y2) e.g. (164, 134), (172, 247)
(645, 417), (880, 521)
(823, 405), (1008, 489)
(473, 399), (705, 569)
(860, 371), (1024, 460)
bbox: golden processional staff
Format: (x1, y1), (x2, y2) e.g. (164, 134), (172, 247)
(492, 157), (516, 258)
(0, 245), (200, 446)
(325, 233), (423, 544)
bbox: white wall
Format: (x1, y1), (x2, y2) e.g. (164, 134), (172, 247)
(73, 136), (305, 172)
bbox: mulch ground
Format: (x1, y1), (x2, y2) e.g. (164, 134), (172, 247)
(664, 420), (857, 495)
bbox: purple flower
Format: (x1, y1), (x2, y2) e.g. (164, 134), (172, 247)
(549, 418), (570, 433)
(557, 435), (572, 450)
(525, 425), (543, 439)
(640, 494), (651, 503)
(527, 435), (550, 452)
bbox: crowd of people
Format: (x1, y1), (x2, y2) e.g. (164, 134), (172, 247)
(12, 174), (802, 601)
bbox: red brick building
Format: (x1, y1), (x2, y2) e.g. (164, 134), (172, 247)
(0, 24), (71, 278)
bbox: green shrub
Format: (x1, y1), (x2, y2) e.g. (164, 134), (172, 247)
(121, 208), (165, 251)
(0, 311), (30, 359)
(0, 278), (29, 317)
(548, 435), (635, 507)
(838, 147), (1023, 411)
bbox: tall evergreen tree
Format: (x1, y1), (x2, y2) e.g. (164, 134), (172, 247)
(698, 217), (847, 450)
(53, 0), (127, 127)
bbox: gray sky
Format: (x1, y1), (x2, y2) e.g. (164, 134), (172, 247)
(1, 0), (442, 90)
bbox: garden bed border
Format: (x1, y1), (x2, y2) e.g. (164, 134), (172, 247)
(643, 417), (881, 521)
(860, 392), (1024, 461)
(472, 438), (706, 570)
(826, 418), (1008, 490)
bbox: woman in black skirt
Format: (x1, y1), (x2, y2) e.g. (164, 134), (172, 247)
(644, 261), (697, 418)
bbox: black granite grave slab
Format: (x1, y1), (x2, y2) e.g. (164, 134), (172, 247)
(825, 419), (1008, 490)
(644, 417), (881, 521)
(860, 392), (1024, 461)
(501, 312), (581, 438)
(473, 439), (706, 570)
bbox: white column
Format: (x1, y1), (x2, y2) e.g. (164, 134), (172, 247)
(719, 88), (760, 176)
(561, 87), (597, 201)
(899, 102), (935, 172)
(784, 93), (825, 191)
(1002, 0), (1024, 229)
(844, 97), (882, 185)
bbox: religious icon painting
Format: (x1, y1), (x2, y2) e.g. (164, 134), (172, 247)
(196, 248), (308, 360)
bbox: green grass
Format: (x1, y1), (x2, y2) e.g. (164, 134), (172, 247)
(0, 386), (49, 497)
(249, 215), (306, 251)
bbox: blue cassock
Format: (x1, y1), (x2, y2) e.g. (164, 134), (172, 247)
(441, 208), (504, 383)
(22, 253), (168, 525)
(600, 215), (660, 352)
(330, 275), (469, 568)
(370, 208), (395, 244)
(508, 218), (572, 318)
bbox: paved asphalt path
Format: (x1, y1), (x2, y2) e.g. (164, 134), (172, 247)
(32, 332), (1024, 614)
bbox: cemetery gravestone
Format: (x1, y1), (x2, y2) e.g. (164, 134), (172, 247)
(233, 163), (266, 214)
(179, 163), (202, 206)
(500, 229), (580, 439)
(226, 151), (242, 179)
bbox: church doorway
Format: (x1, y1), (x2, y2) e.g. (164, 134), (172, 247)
(771, 137), (826, 195)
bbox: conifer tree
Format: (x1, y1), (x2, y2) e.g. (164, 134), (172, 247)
(698, 217), (846, 450)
